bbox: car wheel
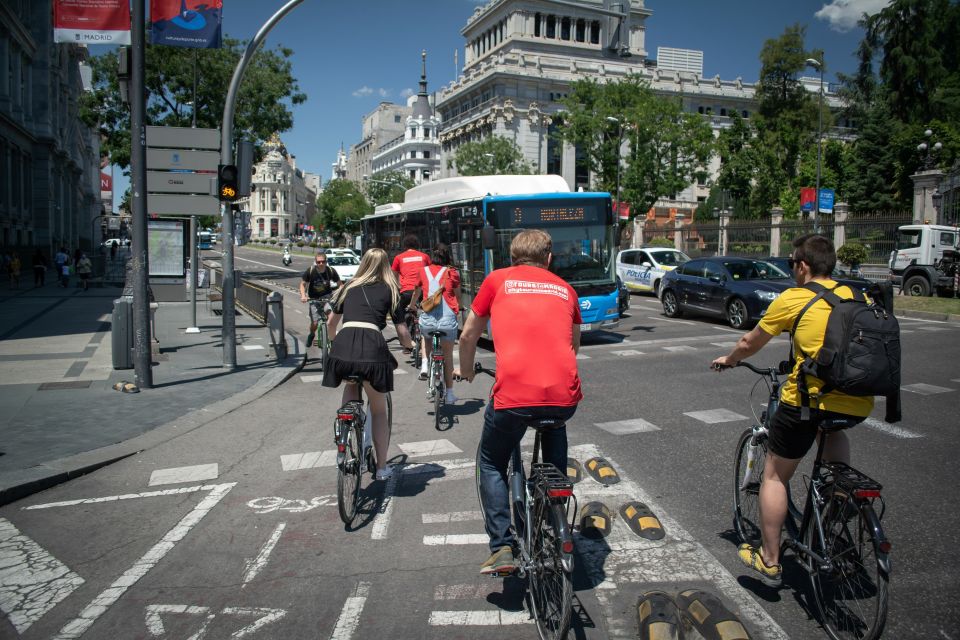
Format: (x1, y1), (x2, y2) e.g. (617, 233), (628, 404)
(727, 298), (750, 329)
(662, 290), (682, 317)
(904, 275), (931, 297)
(653, 279), (662, 297)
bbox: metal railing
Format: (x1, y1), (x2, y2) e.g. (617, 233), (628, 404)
(209, 265), (271, 325)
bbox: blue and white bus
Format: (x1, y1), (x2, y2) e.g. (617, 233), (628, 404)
(361, 175), (620, 334)
(197, 230), (214, 250)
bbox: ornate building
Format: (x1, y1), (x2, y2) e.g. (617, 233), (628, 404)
(235, 135), (317, 239)
(345, 102), (410, 184)
(369, 52), (441, 185)
(1, 0), (102, 255)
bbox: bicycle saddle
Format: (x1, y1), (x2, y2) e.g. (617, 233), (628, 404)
(526, 417), (566, 431)
(428, 330), (445, 337)
(343, 374), (366, 384)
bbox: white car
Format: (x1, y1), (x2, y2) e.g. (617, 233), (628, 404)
(616, 247), (691, 296)
(327, 254), (360, 282)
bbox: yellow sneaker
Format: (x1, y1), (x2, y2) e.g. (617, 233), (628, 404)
(480, 546), (515, 576)
(737, 543), (782, 588)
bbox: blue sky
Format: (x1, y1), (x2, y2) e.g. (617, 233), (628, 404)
(109, 0), (888, 208)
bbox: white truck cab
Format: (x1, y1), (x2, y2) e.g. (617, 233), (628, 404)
(889, 223), (960, 296)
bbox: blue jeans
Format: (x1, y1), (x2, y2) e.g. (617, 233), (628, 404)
(477, 402), (576, 552)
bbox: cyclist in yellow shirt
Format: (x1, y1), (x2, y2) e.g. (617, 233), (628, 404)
(711, 234), (873, 587)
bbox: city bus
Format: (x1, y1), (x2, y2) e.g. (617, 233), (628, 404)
(361, 174), (620, 334)
(197, 230), (214, 250)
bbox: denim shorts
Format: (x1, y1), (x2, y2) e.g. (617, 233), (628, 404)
(419, 312), (457, 342)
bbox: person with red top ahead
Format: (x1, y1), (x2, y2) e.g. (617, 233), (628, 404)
(391, 234), (431, 361)
(412, 243), (462, 399)
(455, 229), (582, 576)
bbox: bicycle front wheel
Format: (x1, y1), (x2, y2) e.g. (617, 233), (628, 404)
(529, 500), (573, 640)
(337, 420), (362, 524)
(318, 321), (330, 371)
(433, 366), (444, 430)
(808, 492), (889, 640)
(733, 427), (767, 546)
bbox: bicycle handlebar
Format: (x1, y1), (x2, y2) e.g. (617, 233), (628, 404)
(714, 360), (789, 377)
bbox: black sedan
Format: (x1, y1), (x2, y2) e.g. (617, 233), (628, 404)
(763, 257), (872, 292)
(660, 257), (794, 329)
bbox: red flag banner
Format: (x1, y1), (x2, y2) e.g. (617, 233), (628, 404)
(54, 0), (130, 45)
(800, 187), (816, 212)
(151, 0), (223, 49)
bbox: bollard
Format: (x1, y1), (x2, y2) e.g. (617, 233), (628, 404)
(266, 291), (287, 359)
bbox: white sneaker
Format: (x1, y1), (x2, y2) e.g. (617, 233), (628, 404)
(445, 389), (458, 404)
(418, 366), (428, 380)
(375, 466), (394, 481)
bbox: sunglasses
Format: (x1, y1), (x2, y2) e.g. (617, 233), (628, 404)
(787, 258), (800, 269)
(315, 260), (327, 264)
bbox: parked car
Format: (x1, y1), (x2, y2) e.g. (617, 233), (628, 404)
(101, 238), (130, 249)
(660, 256), (794, 329)
(327, 254), (360, 282)
(616, 247), (690, 297)
(616, 276), (630, 317)
(763, 256), (872, 292)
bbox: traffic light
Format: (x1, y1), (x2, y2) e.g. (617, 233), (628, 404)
(218, 164), (239, 202)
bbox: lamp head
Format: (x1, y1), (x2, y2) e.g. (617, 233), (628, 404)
(805, 58), (822, 70)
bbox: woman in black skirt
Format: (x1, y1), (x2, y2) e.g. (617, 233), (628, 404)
(323, 248), (414, 480)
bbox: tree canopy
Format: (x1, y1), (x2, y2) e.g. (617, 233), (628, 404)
(315, 179), (369, 240)
(447, 136), (532, 176)
(365, 171), (415, 207)
(81, 37), (306, 171)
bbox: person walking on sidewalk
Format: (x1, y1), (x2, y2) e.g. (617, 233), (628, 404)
(455, 229), (583, 575)
(391, 234), (431, 362)
(32, 249), (48, 287)
(412, 243), (461, 403)
(322, 248), (415, 481)
(299, 250), (341, 348)
(76, 253), (93, 291)
(54, 247), (70, 288)
(8, 253), (21, 289)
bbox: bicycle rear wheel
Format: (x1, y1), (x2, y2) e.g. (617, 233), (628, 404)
(733, 427), (767, 546)
(337, 420), (362, 524)
(433, 365), (444, 430)
(808, 492), (889, 640)
(529, 499), (573, 640)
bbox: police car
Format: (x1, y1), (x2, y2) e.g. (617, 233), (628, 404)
(616, 247), (691, 297)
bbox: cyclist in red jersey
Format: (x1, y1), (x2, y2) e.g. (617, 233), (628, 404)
(454, 229), (582, 575)
(392, 234), (431, 370)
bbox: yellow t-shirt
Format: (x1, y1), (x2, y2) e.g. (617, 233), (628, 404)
(757, 280), (874, 417)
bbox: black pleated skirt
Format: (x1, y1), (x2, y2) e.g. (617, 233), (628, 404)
(321, 327), (398, 393)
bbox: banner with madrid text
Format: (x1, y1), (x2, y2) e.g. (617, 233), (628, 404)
(151, 0), (223, 49)
(53, 0), (130, 45)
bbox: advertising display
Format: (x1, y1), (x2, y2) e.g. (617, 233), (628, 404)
(53, 0), (131, 45)
(148, 220), (186, 277)
(151, 0), (223, 49)
(800, 187), (816, 212)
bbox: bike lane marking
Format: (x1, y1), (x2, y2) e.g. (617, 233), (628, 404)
(242, 522), (286, 586)
(329, 581), (371, 640)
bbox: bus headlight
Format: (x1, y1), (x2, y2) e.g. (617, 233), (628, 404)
(606, 308), (618, 316)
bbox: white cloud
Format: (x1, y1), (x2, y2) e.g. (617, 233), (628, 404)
(400, 88), (414, 98)
(378, 88), (390, 98)
(352, 86), (373, 97)
(815, 0), (890, 32)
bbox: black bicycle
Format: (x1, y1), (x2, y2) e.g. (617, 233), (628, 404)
(426, 331), (446, 430)
(334, 374), (393, 525)
(308, 297), (333, 369)
(473, 387), (576, 640)
(405, 306), (423, 370)
(730, 361), (890, 640)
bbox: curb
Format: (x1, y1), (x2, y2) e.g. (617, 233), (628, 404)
(0, 330), (304, 507)
(896, 309), (960, 323)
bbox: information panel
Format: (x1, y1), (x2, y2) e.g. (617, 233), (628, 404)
(148, 220), (185, 277)
(491, 198), (607, 228)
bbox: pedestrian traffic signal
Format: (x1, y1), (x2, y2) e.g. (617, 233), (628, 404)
(218, 164), (239, 202)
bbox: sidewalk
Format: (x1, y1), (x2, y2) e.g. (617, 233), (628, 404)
(0, 279), (302, 506)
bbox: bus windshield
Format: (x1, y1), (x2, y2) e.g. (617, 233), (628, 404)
(548, 227), (613, 283)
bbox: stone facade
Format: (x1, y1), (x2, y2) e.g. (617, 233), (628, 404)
(345, 102), (411, 184)
(235, 136), (317, 239)
(0, 0), (102, 256)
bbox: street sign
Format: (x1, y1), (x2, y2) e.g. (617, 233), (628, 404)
(801, 187), (816, 212)
(146, 171), (216, 195)
(147, 149), (220, 172)
(148, 194), (220, 216)
(818, 188), (835, 214)
(146, 126), (219, 150)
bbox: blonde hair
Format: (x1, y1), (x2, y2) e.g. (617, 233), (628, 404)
(331, 247), (400, 310)
(510, 229), (552, 266)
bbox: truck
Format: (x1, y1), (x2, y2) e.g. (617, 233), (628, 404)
(888, 223), (960, 297)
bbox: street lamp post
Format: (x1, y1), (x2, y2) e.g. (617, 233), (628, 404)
(606, 116), (623, 216)
(805, 57), (824, 234)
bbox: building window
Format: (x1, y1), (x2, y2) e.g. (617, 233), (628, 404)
(561, 17), (571, 40)
(394, 115), (401, 123)
(423, 127), (431, 138)
(423, 151), (430, 159)
(575, 144), (589, 190)
(720, 108), (727, 117)
(410, 170), (416, 180)
(410, 151), (417, 158)
(546, 15), (556, 38)
(742, 110), (749, 118)
(534, 13), (541, 37)
(698, 106), (704, 114)
(547, 123), (562, 175)
(590, 21), (600, 44)
(410, 127), (417, 138)
(576, 19), (585, 42)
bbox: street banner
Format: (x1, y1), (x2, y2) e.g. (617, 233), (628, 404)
(151, 0), (223, 49)
(53, 0), (130, 45)
(818, 188), (836, 214)
(800, 187), (816, 212)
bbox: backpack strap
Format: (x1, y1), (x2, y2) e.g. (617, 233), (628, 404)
(790, 281), (835, 420)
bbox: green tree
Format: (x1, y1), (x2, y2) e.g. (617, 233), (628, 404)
(365, 171), (415, 207)
(843, 102), (903, 211)
(315, 179), (369, 239)
(558, 75), (713, 220)
(447, 136), (532, 176)
(80, 38), (306, 171)
(715, 111), (755, 214)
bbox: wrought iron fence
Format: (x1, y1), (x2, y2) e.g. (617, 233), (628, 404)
(726, 220), (774, 257)
(844, 211), (911, 263)
(680, 223), (719, 257)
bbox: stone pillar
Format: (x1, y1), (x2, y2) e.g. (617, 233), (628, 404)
(634, 215), (644, 248)
(674, 213), (685, 251)
(770, 207), (784, 257)
(833, 202), (849, 250)
(911, 170), (944, 223)
(719, 211), (731, 256)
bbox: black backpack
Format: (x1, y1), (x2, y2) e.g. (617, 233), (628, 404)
(791, 281), (901, 423)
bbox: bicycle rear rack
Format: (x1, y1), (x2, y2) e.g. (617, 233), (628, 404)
(821, 462), (882, 498)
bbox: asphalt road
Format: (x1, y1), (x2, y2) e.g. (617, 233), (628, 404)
(1, 244), (957, 639)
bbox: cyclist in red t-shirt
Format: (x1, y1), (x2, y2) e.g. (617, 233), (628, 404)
(392, 234), (431, 361)
(455, 229), (582, 575)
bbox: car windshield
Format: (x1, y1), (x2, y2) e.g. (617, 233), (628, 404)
(651, 250), (689, 266)
(328, 256), (359, 266)
(723, 260), (791, 280)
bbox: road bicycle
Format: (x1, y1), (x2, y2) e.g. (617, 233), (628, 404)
(308, 297), (333, 369)
(404, 306), (423, 370)
(729, 360), (890, 640)
(426, 330), (446, 430)
(333, 374), (393, 525)
(473, 375), (577, 640)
